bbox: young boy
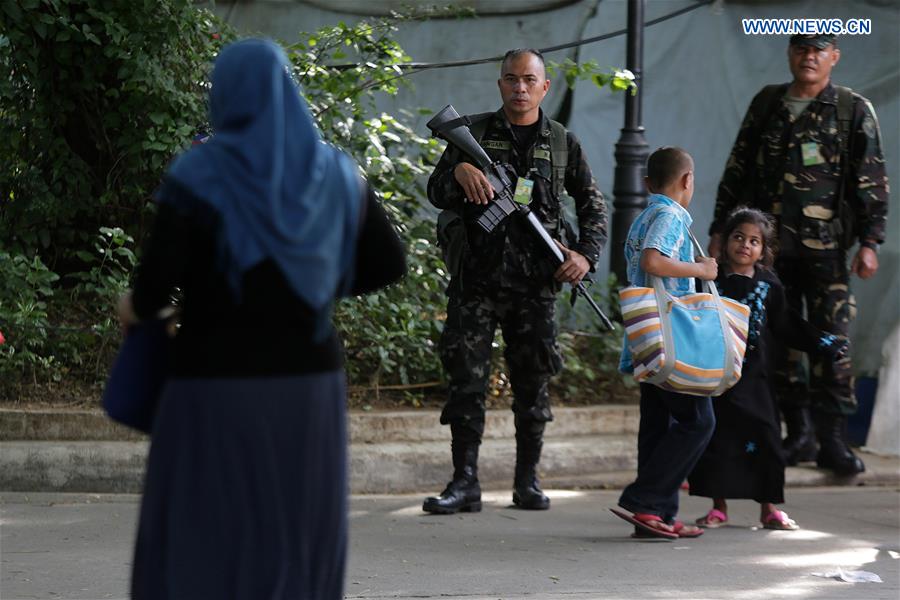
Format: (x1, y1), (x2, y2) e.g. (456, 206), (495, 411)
(612, 147), (719, 539)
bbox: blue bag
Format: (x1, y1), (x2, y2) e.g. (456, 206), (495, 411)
(618, 231), (751, 397)
(102, 318), (171, 434)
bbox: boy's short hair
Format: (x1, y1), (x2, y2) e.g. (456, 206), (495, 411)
(646, 147), (693, 190)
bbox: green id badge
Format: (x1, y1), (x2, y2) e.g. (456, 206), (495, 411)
(513, 177), (534, 205)
(801, 142), (823, 166)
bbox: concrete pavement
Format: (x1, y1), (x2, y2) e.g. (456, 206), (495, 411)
(1, 487), (898, 599)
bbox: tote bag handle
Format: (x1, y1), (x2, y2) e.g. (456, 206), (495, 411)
(645, 230), (736, 397)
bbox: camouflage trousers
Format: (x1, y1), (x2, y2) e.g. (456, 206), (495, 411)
(438, 285), (563, 438)
(774, 257), (857, 416)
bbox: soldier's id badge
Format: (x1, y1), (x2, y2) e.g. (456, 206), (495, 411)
(513, 177), (534, 205)
(801, 142), (823, 166)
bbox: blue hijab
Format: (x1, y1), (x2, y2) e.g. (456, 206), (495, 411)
(163, 38), (361, 311)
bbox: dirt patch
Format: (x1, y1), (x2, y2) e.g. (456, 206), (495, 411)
(347, 373), (638, 411)
(3, 372), (638, 413)
(1, 381), (105, 410)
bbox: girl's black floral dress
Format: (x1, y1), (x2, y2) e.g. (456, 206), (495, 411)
(689, 265), (836, 503)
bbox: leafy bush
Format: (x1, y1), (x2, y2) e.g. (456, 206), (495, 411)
(0, 252), (59, 388)
(0, 0), (229, 262)
(286, 20), (448, 389)
(68, 226), (137, 306)
(0, 0), (228, 397)
(553, 275), (636, 402)
(0, 227), (137, 398)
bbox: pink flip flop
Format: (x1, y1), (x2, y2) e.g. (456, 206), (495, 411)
(696, 508), (728, 528)
(610, 508), (678, 539)
(762, 510), (799, 531)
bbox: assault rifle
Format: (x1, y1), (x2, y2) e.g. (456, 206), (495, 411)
(427, 105), (613, 331)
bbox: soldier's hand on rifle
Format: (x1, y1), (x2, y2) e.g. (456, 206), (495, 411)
(851, 244), (879, 279)
(454, 163), (494, 205)
(554, 240), (590, 284)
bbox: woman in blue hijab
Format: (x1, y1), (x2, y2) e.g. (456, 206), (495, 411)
(120, 39), (405, 599)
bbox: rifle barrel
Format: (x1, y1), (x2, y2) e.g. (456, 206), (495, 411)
(575, 282), (615, 331)
(524, 209), (614, 331)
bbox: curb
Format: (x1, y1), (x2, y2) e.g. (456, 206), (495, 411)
(0, 406), (641, 494)
(1, 405), (896, 494)
(2, 440), (895, 495)
(0, 436), (638, 495)
(351, 434), (638, 494)
(0, 405), (639, 443)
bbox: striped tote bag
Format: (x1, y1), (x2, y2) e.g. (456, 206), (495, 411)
(618, 235), (750, 397)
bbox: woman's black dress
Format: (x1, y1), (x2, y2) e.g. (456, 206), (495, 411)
(688, 266), (824, 504)
(130, 184), (404, 599)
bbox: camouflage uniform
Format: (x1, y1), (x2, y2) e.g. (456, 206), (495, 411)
(428, 108), (607, 436)
(711, 82), (889, 416)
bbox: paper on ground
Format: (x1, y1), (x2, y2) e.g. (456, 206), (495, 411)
(811, 568), (883, 583)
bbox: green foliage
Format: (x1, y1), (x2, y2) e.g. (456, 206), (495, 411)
(59, 226), (138, 381)
(0, 251), (60, 386)
(0, 0), (227, 397)
(0, 0), (230, 261)
(553, 275), (636, 402)
(547, 58), (638, 95)
(0, 227), (137, 396)
(69, 226), (137, 304)
(286, 20), (447, 387)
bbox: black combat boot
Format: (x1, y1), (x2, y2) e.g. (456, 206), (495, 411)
(512, 417), (550, 510)
(782, 406), (818, 465)
(815, 412), (865, 475)
(422, 425), (482, 514)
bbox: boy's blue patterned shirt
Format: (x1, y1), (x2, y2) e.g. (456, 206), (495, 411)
(623, 194), (696, 293)
(619, 193), (697, 373)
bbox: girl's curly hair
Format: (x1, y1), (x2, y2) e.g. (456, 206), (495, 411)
(720, 207), (778, 268)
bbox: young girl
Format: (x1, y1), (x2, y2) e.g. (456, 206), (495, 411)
(688, 208), (847, 530)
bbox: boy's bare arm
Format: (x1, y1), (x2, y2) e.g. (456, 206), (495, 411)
(640, 249), (718, 281)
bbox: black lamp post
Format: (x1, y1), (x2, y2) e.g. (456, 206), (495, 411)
(610, 0), (649, 285)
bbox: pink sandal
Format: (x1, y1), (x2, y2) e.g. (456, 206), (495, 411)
(762, 510), (799, 531)
(696, 508), (728, 528)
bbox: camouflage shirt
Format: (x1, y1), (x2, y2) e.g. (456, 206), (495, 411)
(711, 82), (888, 256)
(427, 108), (608, 297)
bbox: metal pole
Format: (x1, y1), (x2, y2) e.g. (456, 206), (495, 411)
(609, 0), (649, 285)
